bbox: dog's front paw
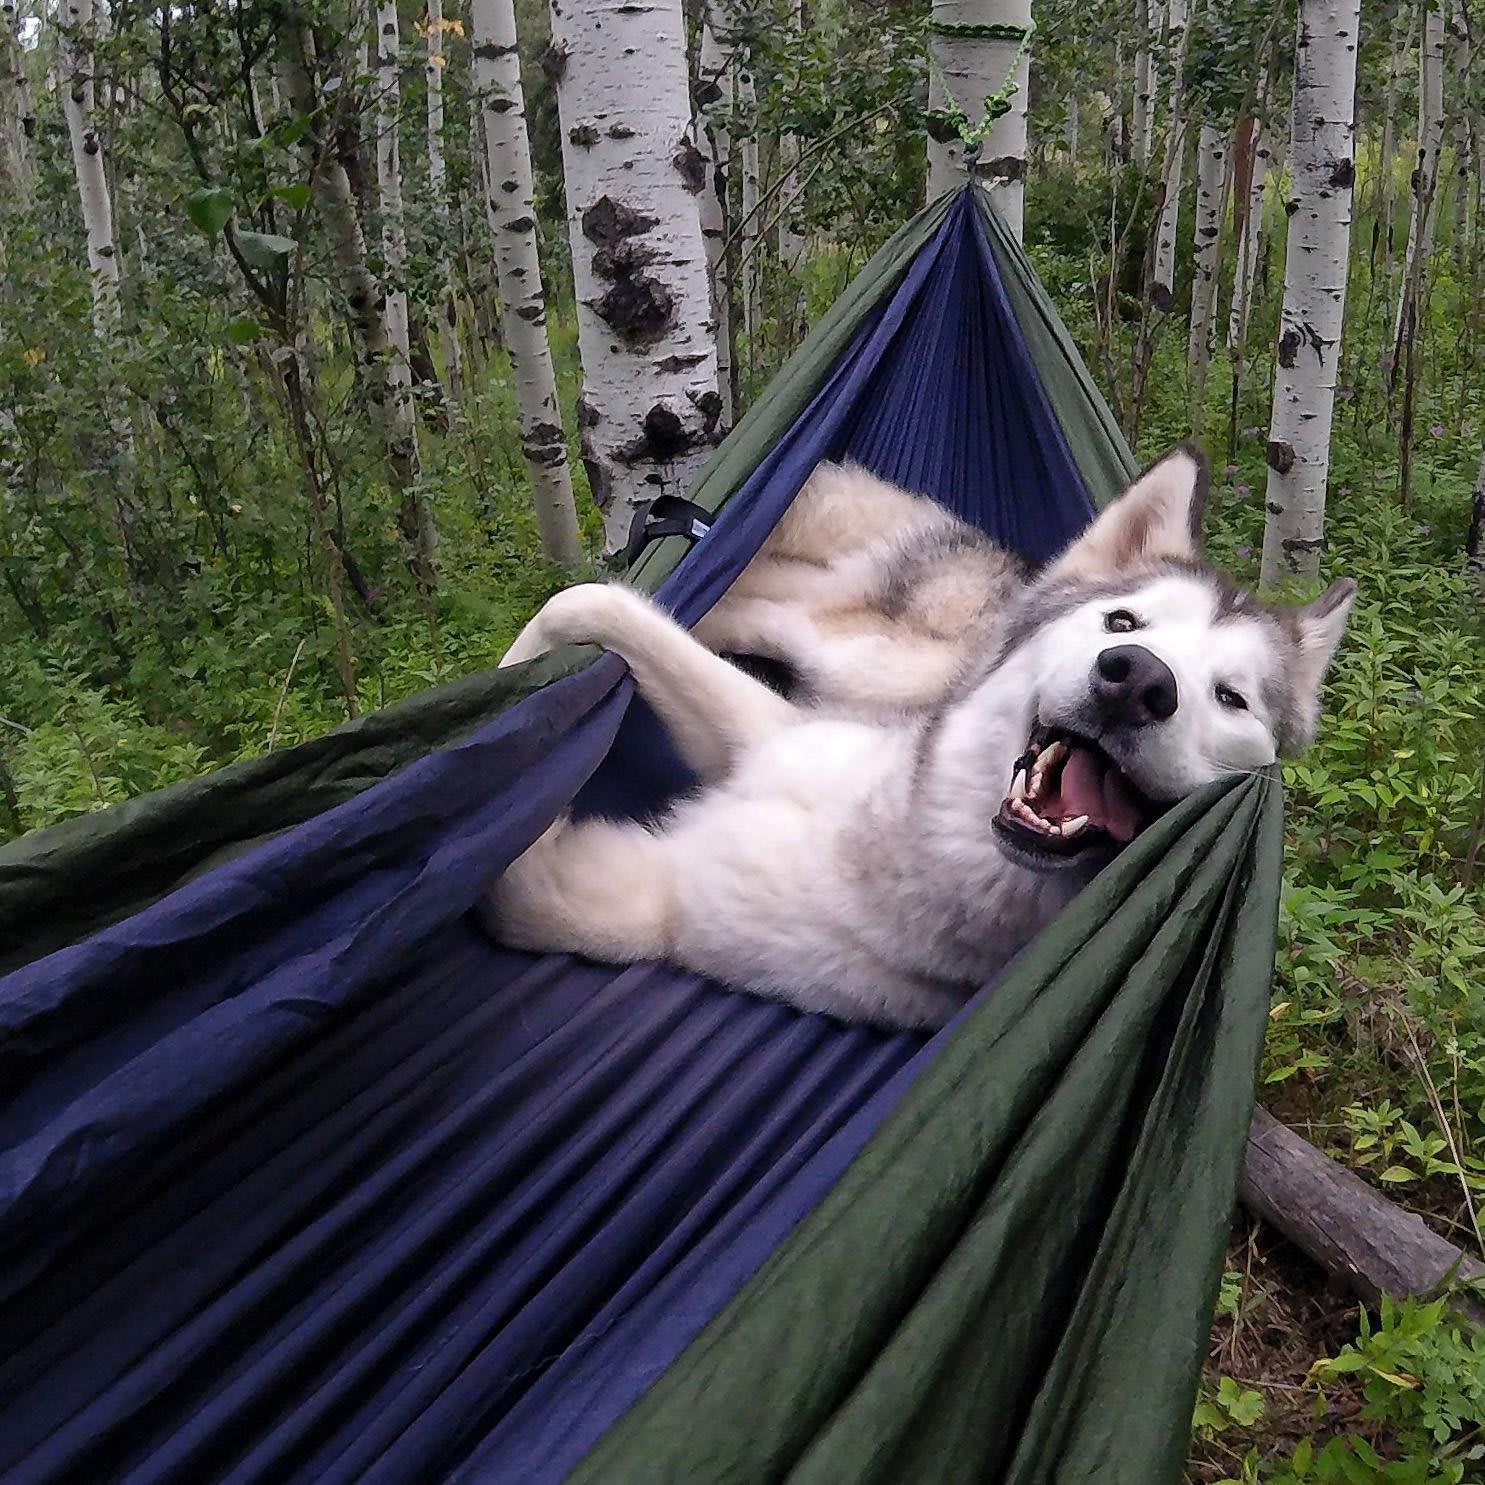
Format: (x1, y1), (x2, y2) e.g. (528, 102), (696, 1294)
(499, 584), (626, 668)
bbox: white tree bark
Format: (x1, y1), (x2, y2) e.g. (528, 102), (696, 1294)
(1447, 0), (1471, 275)
(1186, 119), (1228, 421)
(696, 4), (734, 426)
(471, 0), (584, 567)
(1, 0), (33, 197)
(735, 42), (761, 352)
(1132, 0), (1153, 167)
(374, 0), (413, 362)
(1392, 0), (1446, 354)
(424, 0), (463, 403)
(1227, 66), (1272, 357)
(280, 25), (436, 593)
(1376, 5), (1415, 284)
(1260, 0), (1360, 590)
(549, 0), (722, 554)
(1148, 0), (1189, 309)
(927, 0), (1032, 238)
(59, 0), (120, 339)
(775, 0), (806, 269)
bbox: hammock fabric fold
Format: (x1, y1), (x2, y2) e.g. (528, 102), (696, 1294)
(0, 188), (1281, 1485)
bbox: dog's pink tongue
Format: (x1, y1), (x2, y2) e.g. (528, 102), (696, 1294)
(1055, 748), (1145, 844)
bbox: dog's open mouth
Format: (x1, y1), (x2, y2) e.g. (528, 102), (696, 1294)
(993, 725), (1155, 859)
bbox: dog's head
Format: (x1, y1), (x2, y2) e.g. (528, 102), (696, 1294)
(985, 445), (1355, 873)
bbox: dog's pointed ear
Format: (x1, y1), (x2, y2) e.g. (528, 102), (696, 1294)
(1044, 444), (1208, 582)
(1281, 578), (1358, 750)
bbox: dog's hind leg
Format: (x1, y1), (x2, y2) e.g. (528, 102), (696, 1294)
(501, 583), (796, 778)
(483, 815), (679, 964)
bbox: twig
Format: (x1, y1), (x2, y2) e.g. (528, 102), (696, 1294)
(267, 637), (308, 754)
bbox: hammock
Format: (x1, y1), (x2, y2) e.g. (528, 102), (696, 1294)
(0, 188), (1282, 1485)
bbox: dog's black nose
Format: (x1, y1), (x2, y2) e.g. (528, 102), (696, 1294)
(1094, 645), (1178, 725)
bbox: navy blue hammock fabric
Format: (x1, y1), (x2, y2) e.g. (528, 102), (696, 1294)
(1, 193), (1101, 1481)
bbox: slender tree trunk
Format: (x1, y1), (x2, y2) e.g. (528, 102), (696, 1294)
(374, 0), (412, 360)
(1227, 67), (1271, 357)
(424, 0), (463, 405)
(735, 38), (761, 357)
(1110, 38), (1127, 165)
(775, 0), (806, 270)
(549, 0), (722, 553)
(1186, 119), (1228, 427)
(1376, 6), (1415, 285)
(1260, 0), (1360, 590)
(1132, 0), (1153, 167)
(1393, 1), (1446, 356)
(1063, 92), (1079, 164)
(1446, 0), (1471, 278)
(697, 3), (735, 427)
(470, 0), (584, 568)
(926, 0), (1033, 238)
(1148, 0), (1189, 310)
(59, 0), (121, 339)
(1466, 443), (1485, 599)
(1, 0), (33, 198)
(279, 25), (437, 600)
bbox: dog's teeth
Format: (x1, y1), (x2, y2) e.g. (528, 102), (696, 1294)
(1061, 814), (1090, 836)
(1011, 799), (1050, 832)
(1010, 772), (1028, 802)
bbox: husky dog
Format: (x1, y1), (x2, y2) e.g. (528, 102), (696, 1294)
(486, 447), (1355, 1029)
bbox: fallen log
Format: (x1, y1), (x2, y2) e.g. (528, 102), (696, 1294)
(1240, 1105), (1485, 1324)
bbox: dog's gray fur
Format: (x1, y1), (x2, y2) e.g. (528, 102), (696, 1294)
(486, 448), (1355, 1028)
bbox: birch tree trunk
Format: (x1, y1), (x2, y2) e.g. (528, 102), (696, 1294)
(1, 0), (33, 198)
(1376, 6), (1415, 283)
(549, 0), (722, 554)
(1392, 0), (1446, 355)
(775, 0), (806, 270)
(697, 4), (735, 426)
(1227, 67), (1271, 357)
(1132, 0), (1153, 167)
(374, 0), (414, 366)
(59, 0), (121, 339)
(1186, 120), (1228, 425)
(470, 0), (584, 568)
(735, 43), (761, 355)
(926, 0), (1033, 238)
(1260, 0), (1360, 590)
(1148, 0), (1189, 310)
(1446, 0), (1471, 277)
(424, 0), (463, 404)
(279, 25), (436, 598)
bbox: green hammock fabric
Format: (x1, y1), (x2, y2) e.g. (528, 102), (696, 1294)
(567, 771), (1282, 1484)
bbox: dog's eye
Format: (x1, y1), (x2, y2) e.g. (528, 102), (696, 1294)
(1215, 684), (1248, 710)
(1104, 609), (1141, 633)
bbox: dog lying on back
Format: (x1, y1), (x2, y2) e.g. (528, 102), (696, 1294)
(485, 447), (1355, 1029)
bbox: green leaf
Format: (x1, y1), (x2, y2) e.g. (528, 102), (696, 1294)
(224, 316), (263, 345)
(1378, 1165), (1416, 1183)
(185, 187), (233, 236)
(235, 231), (298, 272)
(270, 182), (312, 211)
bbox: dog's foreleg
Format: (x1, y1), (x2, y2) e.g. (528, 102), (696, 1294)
(500, 583), (796, 777)
(482, 815), (679, 964)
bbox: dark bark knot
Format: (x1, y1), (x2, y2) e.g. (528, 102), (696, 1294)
(569, 124), (600, 148)
(594, 276), (673, 345)
(1326, 157), (1355, 190)
(673, 141), (707, 194)
(1266, 439), (1295, 475)
(540, 39), (570, 80)
(583, 195), (659, 245)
